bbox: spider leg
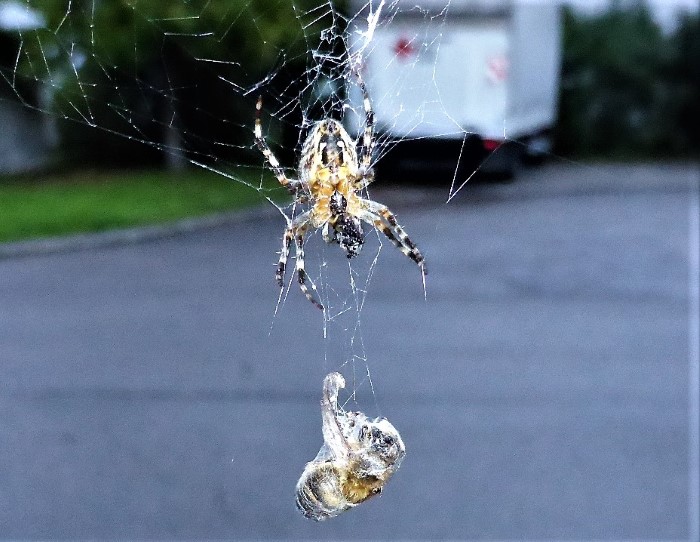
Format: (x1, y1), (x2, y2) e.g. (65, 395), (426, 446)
(255, 96), (299, 194)
(295, 230), (324, 311)
(276, 226), (294, 287)
(359, 199), (427, 274)
(322, 222), (334, 244)
(277, 210), (313, 288)
(277, 210), (323, 310)
(354, 70), (375, 186)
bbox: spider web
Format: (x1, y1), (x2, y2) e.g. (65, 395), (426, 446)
(0, 0), (491, 407)
(4, 2), (694, 537)
(0, 0), (540, 432)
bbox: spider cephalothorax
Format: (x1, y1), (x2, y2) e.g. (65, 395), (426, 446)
(255, 76), (426, 310)
(303, 119), (356, 177)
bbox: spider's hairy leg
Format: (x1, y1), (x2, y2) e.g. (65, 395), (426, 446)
(359, 210), (400, 247)
(254, 96), (298, 194)
(276, 226), (294, 287)
(359, 200), (427, 274)
(322, 222), (333, 244)
(295, 232), (324, 311)
(358, 209), (413, 264)
(354, 69), (375, 178)
(277, 210), (313, 293)
(277, 210), (323, 310)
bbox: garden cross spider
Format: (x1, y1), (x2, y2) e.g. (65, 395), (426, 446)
(254, 76), (426, 310)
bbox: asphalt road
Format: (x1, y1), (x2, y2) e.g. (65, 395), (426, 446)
(0, 162), (697, 539)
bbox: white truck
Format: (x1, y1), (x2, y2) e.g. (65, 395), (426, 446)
(346, 0), (562, 178)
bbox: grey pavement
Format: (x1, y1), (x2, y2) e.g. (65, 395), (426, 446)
(0, 162), (697, 539)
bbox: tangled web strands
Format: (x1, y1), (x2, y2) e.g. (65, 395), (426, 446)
(2, 0), (457, 405)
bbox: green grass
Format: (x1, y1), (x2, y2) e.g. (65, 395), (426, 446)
(0, 169), (279, 243)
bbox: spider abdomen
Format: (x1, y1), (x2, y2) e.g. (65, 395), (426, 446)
(330, 214), (364, 258)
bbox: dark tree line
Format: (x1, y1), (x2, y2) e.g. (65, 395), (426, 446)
(4, 0), (344, 168)
(3, 1), (697, 166)
(556, 4), (699, 158)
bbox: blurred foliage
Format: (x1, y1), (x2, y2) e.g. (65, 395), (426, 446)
(5, 1), (696, 164)
(5, 0), (345, 167)
(557, 3), (699, 158)
(20, 0), (327, 79)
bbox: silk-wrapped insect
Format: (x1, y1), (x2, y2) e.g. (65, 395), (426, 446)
(295, 372), (406, 521)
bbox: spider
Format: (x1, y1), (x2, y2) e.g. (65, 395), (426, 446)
(254, 75), (426, 310)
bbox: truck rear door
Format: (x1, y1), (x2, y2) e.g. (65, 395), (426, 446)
(363, 14), (509, 140)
